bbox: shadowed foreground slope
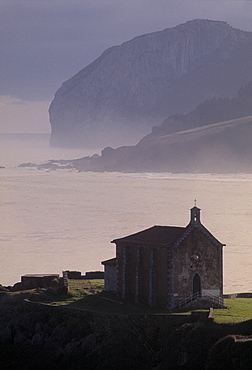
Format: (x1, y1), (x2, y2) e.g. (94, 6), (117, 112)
(0, 287), (251, 369)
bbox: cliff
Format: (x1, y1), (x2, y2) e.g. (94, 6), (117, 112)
(49, 19), (252, 148)
(20, 81), (252, 173)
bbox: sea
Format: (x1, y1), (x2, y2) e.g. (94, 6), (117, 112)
(0, 133), (252, 293)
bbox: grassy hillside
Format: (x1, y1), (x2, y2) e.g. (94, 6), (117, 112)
(214, 298), (252, 324)
(20, 279), (251, 322)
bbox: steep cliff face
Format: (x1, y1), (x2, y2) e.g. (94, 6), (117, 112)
(49, 19), (252, 148)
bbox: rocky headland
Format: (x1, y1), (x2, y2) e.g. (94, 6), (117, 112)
(49, 19), (252, 148)
(19, 114), (252, 174)
(20, 82), (252, 173)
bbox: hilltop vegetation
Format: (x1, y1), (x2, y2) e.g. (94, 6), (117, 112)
(150, 81), (252, 136)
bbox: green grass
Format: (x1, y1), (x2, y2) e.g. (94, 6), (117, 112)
(66, 291), (175, 315)
(46, 280), (175, 314)
(48, 279), (104, 306)
(14, 280), (252, 322)
(213, 298), (252, 324)
(68, 279), (104, 295)
(47, 282), (252, 321)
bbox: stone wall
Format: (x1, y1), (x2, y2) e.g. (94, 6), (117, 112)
(21, 274), (61, 290)
(173, 228), (223, 298)
(116, 225), (223, 309)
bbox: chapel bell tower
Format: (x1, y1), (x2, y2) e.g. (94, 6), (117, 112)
(190, 202), (201, 224)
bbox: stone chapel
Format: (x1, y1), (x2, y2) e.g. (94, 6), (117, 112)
(102, 205), (225, 309)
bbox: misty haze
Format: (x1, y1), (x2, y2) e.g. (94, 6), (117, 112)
(45, 20), (252, 174)
(1, 3), (252, 368)
(1, 134), (252, 295)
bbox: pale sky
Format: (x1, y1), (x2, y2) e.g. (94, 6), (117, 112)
(1, 0), (252, 133)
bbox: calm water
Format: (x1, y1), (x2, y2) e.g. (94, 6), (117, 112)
(0, 134), (252, 293)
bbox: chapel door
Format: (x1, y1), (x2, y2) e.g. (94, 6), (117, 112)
(193, 273), (201, 297)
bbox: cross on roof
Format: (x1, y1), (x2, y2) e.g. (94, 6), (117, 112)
(194, 198), (197, 207)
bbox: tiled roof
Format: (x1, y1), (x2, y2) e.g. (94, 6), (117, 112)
(112, 225), (187, 247)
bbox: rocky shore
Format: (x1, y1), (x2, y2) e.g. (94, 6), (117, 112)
(0, 288), (251, 369)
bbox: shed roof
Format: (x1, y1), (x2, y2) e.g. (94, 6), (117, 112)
(101, 257), (117, 265)
(21, 274), (59, 278)
(112, 225), (186, 247)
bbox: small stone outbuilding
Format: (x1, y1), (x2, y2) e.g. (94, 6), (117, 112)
(102, 206), (225, 309)
(21, 274), (61, 290)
